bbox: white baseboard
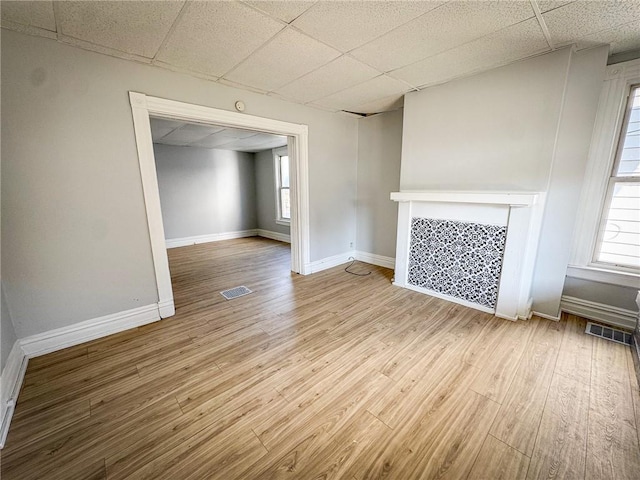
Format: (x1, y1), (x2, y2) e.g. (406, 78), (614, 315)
(158, 299), (175, 318)
(1, 302), (162, 448)
(354, 251), (395, 269)
(257, 229), (291, 244)
(518, 298), (534, 321)
(20, 303), (161, 358)
(532, 311), (562, 321)
(306, 251), (354, 274)
(1, 341), (28, 448)
(165, 229), (258, 249)
(560, 295), (638, 331)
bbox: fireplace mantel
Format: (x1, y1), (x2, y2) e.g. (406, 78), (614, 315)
(390, 191), (539, 206)
(390, 190), (545, 321)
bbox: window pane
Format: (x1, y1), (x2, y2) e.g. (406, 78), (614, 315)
(597, 182), (640, 268)
(280, 188), (290, 219)
(616, 87), (640, 176)
(280, 156), (290, 188)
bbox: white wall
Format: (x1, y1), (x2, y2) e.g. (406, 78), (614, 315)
(154, 145), (257, 240)
(563, 277), (638, 311)
(356, 109), (403, 258)
(400, 46), (609, 318)
(2, 26), (625, 343)
(255, 149), (291, 236)
(530, 46), (609, 316)
(1, 29), (358, 338)
(0, 25), (11, 372)
(401, 48), (571, 191)
(0, 285), (16, 372)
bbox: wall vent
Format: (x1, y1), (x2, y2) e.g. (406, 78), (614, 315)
(585, 322), (632, 345)
(220, 286), (252, 300)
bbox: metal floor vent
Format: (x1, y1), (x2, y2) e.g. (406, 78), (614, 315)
(585, 322), (632, 345)
(220, 286), (252, 300)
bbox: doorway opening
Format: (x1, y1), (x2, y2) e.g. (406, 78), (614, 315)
(129, 92), (310, 318)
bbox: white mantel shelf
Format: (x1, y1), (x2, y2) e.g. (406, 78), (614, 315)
(390, 191), (539, 207)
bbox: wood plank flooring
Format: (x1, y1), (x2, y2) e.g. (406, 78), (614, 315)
(2, 237), (639, 479)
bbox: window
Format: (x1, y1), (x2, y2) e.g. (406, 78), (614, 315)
(275, 148), (290, 223)
(568, 59), (640, 286)
(594, 85), (640, 269)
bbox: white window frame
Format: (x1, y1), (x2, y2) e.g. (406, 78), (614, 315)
(569, 59), (640, 288)
(273, 146), (290, 225)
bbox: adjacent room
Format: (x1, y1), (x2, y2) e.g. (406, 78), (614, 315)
(1, 1), (639, 479)
(149, 117), (294, 310)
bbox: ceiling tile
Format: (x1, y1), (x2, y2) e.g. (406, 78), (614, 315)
(275, 55), (381, 103)
(391, 18), (550, 89)
(219, 133), (287, 152)
(352, 93), (405, 115)
(1, 0), (55, 31)
(543, 1), (640, 48)
(350, 1), (535, 72)
(159, 123), (226, 146)
(192, 135), (238, 149)
(220, 128), (262, 139)
(244, 1), (314, 23)
(291, 1), (444, 52)
(216, 78), (269, 95)
(190, 127), (263, 148)
(575, 19), (640, 55)
(150, 118), (185, 141)
(157, 1), (284, 77)
(56, 1), (184, 58)
(312, 74), (410, 111)
(224, 28), (341, 92)
(535, 1), (574, 13)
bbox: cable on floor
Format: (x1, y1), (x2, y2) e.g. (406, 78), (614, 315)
(345, 257), (371, 276)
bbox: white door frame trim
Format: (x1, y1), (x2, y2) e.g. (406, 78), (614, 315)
(128, 92), (310, 318)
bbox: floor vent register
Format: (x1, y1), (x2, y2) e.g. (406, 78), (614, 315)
(220, 286), (253, 300)
(585, 321), (632, 345)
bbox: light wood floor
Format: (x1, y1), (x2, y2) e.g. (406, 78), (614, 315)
(2, 237), (639, 479)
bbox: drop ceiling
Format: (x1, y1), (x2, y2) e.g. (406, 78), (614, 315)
(150, 117), (287, 152)
(2, 1), (639, 115)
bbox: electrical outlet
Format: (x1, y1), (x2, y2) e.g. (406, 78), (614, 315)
(349, 242), (353, 248)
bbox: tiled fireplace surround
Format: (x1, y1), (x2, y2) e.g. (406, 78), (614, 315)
(391, 191), (543, 321)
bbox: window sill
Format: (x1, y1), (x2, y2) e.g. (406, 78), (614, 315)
(276, 219), (290, 226)
(566, 264), (640, 289)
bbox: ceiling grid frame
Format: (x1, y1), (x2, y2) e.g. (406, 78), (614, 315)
(150, 0), (190, 63)
(2, 0), (638, 115)
(530, 0), (557, 50)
